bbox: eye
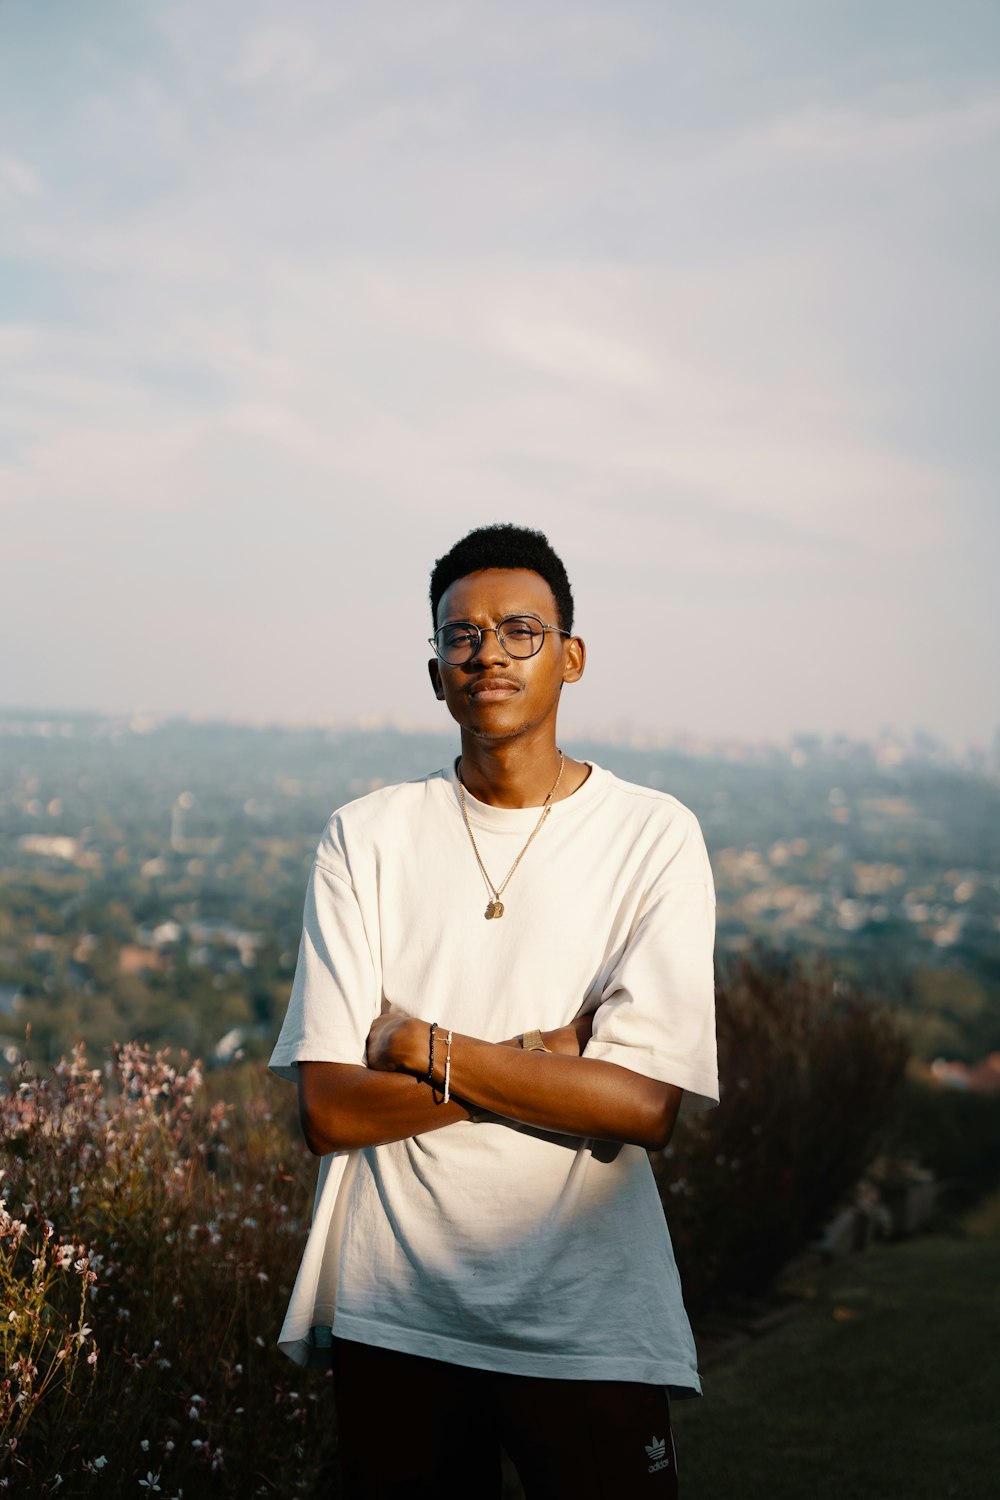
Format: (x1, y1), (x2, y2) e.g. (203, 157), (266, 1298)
(441, 625), (477, 649)
(504, 618), (542, 640)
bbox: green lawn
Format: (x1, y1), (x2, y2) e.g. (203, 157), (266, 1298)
(673, 1217), (1000, 1500)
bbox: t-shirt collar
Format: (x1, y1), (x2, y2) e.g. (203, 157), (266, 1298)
(442, 758), (607, 832)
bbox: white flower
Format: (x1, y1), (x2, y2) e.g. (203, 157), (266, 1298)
(140, 1440), (150, 1452)
(138, 1473), (161, 1492)
(93, 1456), (108, 1470)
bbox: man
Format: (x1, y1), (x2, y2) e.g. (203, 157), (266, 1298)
(270, 523), (718, 1498)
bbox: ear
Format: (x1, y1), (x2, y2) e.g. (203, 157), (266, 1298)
(561, 635), (586, 685)
(428, 658), (446, 701)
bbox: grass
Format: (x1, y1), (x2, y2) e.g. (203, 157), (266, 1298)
(673, 1206), (1000, 1500)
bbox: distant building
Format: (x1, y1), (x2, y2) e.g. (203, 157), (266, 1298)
(212, 1023), (271, 1066)
(118, 945), (165, 976)
(18, 834), (80, 861)
(136, 921), (183, 947)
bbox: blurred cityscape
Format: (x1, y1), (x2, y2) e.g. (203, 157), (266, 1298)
(1, 709), (998, 1077)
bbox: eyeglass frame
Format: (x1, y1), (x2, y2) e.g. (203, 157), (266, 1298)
(428, 613), (572, 664)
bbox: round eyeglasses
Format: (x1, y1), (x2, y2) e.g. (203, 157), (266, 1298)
(429, 614), (570, 666)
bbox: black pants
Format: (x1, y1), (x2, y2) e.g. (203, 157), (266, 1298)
(332, 1338), (679, 1499)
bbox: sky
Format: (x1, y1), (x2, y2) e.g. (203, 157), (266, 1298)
(1, 0), (998, 748)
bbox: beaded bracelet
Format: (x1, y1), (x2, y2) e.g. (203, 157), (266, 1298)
(426, 1021), (438, 1089)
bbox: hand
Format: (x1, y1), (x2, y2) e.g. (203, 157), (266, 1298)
(366, 1014), (423, 1074)
(496, 1012), (595, 1057)
(543, 1011), (596, 1057)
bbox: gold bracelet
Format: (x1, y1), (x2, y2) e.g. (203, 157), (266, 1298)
(522, 1028), (549, 1053)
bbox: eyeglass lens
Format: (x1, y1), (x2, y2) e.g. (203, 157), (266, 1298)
(435, 616), (545, 664)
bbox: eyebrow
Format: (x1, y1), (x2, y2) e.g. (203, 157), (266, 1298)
(437, 611), (541, 628)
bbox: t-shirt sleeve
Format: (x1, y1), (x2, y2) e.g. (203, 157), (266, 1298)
(583, 813), (719, 1112)
(268, 857), (380, 1082)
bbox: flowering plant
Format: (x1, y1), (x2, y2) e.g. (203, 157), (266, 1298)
(0, 1046), (335, 1497)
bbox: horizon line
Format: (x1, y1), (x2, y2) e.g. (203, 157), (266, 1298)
(0, 703), (995, 761)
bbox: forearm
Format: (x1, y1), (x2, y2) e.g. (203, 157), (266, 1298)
(299, 1018), (594, 1154)
(380, 1023), (679, 1150)
(298, 1061), (468, 1155)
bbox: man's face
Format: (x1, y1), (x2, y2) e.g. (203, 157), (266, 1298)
(428, 568), (584, 743)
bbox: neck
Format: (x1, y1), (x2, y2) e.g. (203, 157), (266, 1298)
(457, 729), (583, 809)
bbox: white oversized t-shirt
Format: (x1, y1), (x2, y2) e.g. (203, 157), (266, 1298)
(270, 761), (718, 1395)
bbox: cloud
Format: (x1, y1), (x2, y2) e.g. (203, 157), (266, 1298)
(1, 252), (954, 573)
(232, 27), (333, 91)
(0, 154), (43, 198)
(0, 0), (996, 740)
(491, 317), (662, 389)
(728, 95), (1000, 165)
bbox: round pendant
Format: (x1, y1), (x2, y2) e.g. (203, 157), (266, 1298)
(485, 900), (505, 919)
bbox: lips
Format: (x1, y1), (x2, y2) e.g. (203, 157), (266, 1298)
(466, 675), (522, 701)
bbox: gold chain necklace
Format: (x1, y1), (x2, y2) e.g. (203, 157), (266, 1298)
(457, 753), (565, 919)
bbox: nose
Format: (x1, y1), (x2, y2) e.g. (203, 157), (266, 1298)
(467, 625), (510, 666)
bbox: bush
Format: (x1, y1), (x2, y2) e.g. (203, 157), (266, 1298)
(0, 1047), (334, 1498)
(885, 1077), (1000, 1219)
(656, 947), (910, 1316)
(0, 953), (916, 1490)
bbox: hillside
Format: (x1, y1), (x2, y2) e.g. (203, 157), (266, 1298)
(1, 711), (998, 1066)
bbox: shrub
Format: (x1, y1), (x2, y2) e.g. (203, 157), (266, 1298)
(0, 1195), (99, 1472)
(885, 1077), (1000, 1219)
(0, 953), (915, 1491)
(656, 947), (910, 1316)
(0, 1046), (334, 1498)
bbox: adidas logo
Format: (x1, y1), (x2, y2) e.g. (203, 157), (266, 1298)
(645, 1435), (671, 1473)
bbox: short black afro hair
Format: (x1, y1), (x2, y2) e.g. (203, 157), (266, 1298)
(429, 524), (574, 633)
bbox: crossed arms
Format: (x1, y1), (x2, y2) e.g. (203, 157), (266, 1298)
(298, 1012), (682, 1157)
